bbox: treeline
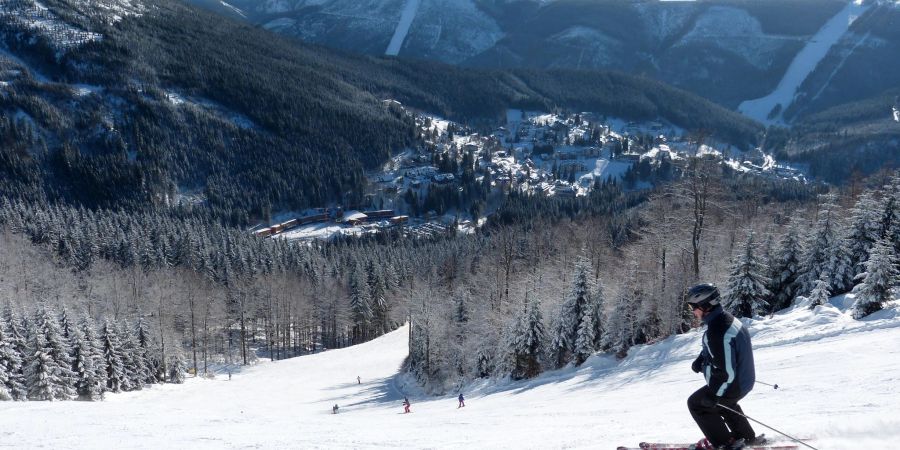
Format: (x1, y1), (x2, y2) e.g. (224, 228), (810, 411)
(2, 161), (894, 398)
(768, 89), (900, 183)
(0, 305), (186, 401)
(405, 166), (900, 392)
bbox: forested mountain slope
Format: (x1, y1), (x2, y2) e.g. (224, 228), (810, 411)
(0, 0), (760, 222)
(189, 0), (900, 119)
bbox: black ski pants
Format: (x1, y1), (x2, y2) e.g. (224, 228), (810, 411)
(687, 386), (755, 447)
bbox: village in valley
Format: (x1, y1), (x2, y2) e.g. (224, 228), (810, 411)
(258, 103), (806, 242)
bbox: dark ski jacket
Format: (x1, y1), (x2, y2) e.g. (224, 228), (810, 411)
(693, 305), (755, 399)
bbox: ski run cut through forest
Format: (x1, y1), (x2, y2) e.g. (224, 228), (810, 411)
(0, 292), (898, 449)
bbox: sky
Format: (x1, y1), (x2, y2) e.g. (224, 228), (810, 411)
(1, 292), (898, 449)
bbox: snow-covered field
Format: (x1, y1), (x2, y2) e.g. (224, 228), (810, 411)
(2, 294), (898, 449)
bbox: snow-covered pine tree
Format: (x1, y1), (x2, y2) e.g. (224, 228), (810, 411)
(32, 307), (76, 399)
(808, 278), (831, 310)
(168, 351), (187, 384)
(70, 326), (102, 400)
(1, 307), (27, 400)
(507, 294), (545, 380)
(723, 232), (771, 318)
(58, 307), (75, 342)
(768, 226), (803, 312)
(553, 256), (598, 366)
(846, 191), (883, 277)
(589, 276), (607, 351)
(135, 317), (161, 384)
(634, 294), (662, 345)
(24, 331), (73, 400)
(796, 194), (846, 296)
(573, 308), (595, 365)
(0, 313), (26, 401)
(117, 319), (147, 390)
(851, 238), (899, 319)
(369, 269), (389, 337)
(100, 320), (127, 393)
(474, 343), (495, 378)
(878, 173), (900, 252)
(0, 358), (10, 400)
(348, 266), (373, 343)
(79, 316), (107, 396)
(824, 229), (855, 295)
(548, 312), (571, 369)
(603, 275), (639, 358)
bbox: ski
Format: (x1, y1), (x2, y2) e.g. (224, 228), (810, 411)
(616, 445), (799, 450)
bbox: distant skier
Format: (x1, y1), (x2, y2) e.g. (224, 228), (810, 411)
(685, 284), (759, 450)
(457, 393), (465, 408)
(332, 404), (339, 414)
(402, 397), (411, 414)
(357, 375), (361, 384)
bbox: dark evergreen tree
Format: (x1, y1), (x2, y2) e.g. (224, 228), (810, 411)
(24, 331), (74, 401)
(507, 294), (545, 380)
(0, 313), (26, 401)
(1, 306), (27, 400)
(70, 327), (103, 401)
(117, 320), (148, 390)
(768, 225), (803, 312)
(723, 232), (771, 318)
(852, 238), (899, 319)
(846, 190), (882, 277)
(100, 320), (127, 393)
(797, 194), (850, 295)
(135, 317), (161, 384)
(348, 266), (373, 343)
(79, 315), (108, 397)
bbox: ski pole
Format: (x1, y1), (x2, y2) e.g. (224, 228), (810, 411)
(756, 380), (779, 389)
(715, 403), (817, 450)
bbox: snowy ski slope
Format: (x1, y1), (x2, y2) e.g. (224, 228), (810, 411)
(1, 294), (898, 448)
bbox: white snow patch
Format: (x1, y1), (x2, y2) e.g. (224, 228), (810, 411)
(385, 0), (421, 56)
(738, 1), (871, 125)
(219, 1), (246, 17)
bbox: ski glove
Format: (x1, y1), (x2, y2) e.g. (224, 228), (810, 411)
(699, 394), (718, 408)
(692, 355), (703, 373)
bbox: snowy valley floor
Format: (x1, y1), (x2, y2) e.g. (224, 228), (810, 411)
(2, 294), (899, 449)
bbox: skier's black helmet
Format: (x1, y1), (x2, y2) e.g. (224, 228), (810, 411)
(685, 283), (720, 310)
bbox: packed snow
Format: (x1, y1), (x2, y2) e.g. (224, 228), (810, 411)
(1, 293), (898, 448)
(738, 1), (871, 125)
(385, 0), (421, 56)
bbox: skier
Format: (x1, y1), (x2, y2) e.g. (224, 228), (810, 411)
(457, 393), (465, 408)
(357, 375), (361, 384)
(685, 284), (760, 450)
(402, 397), (411, 414)
(332, 404), (339, 414)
